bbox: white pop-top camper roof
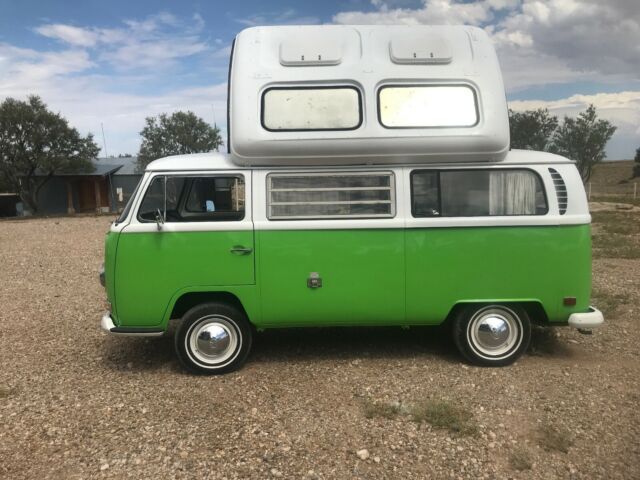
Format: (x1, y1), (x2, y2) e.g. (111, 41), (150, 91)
(228, 25), (510, 167)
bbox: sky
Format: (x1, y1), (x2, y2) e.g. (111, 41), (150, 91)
(0, 0), (638, 159)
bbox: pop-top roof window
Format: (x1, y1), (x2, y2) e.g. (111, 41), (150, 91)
(261, 86), (362, 132)
(378, 85), (478, 128)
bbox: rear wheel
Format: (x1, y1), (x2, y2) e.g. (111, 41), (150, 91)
(175, 302), (252, 374)
(453, 304), (530, 367)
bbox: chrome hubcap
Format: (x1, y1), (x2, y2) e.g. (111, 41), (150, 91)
(468, 307), (521, 359)
(477, 316), (510, 348)
(197, 324), (231, 356)
(188, 316), (239, 366)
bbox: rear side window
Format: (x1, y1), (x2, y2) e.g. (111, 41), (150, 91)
(411, 169), (547, 217)
(267, 172), (395, 219)
(137, 175), (245, 222)
(378, 85), (478, 128)
(261, 86), (362, 131)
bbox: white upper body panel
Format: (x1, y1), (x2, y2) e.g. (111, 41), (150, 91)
(117, 150), (590, 234)
(228, 25), (510, 166)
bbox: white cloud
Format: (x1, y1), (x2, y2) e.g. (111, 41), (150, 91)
(509, 91), (640, 134)
(0, 43), (94, 90)
(35, 24), (99, 47)
(509, 91), (640, 159)
(59, 83), (229, 155)
(333, 0), (640, 91)
(33, 12), (210, 70)
(1, 13), (226, 156)
(334, 0), (522, 26)
(334, 0), (498, 25)
(0, 73), (229, 156)
(493, 0), (640, 84)
(332, 0), (640, 157)
(236, 9), (320, 27)
(213, 45), (233, 59)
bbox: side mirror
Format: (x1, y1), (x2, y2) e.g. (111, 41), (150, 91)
(155, 208), (164, 230)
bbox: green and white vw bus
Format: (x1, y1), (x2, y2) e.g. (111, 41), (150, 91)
(100, 25), (603, 373)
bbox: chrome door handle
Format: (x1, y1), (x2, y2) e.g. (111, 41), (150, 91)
(230, 246), (253, 255)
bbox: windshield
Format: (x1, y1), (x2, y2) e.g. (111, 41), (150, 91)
(115, 178), (142, 225)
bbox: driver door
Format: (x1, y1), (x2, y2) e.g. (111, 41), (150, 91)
(114, 172), (254, 327)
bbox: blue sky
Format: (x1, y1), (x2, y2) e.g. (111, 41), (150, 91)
(0, 0), (638, 159)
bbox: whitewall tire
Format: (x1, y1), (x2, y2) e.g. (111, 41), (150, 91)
(175, 302), (252, 374)
(453, 304), (531, 367)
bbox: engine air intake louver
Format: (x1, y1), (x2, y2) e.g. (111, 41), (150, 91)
(549, 168), (567, 214)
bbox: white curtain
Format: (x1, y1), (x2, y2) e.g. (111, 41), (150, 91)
(489, 171), (537, 215)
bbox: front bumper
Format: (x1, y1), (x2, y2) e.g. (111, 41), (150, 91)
(101, 312), (164, 337)
(568, 306), (604, 330)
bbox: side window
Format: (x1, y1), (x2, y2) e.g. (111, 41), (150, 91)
(183, 177), (245, 221)
(137, 175), (245, 223)
(267, 172), (395, 220)
(115, 178), (142, 224)
(138, 176), (166, 222)
(262, 86), (362, 131)
(411, 169), (547, 217)
(378, 85), (478, 128)
(411, 171), (439, 217)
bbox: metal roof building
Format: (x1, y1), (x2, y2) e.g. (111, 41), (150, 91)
(31, 156), (142, 216)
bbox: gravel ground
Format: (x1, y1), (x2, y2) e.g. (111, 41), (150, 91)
(0, 215), (638, 479)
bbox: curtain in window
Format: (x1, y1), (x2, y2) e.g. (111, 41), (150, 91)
(489, 171), (537, 215)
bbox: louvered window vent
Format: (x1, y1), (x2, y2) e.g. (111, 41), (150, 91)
(549, 168), (567, 215)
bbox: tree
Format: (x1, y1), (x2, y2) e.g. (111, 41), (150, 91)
(136, 111), (223, 172)
(0, 96), (100, 212)
(509, 108), (558, 151)
(633, 147), (640, 178)
(551, 104), (617, 183)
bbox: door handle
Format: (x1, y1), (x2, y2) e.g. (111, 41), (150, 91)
(230, 246), (253, 255)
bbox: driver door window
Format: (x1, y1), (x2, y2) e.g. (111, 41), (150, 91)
(137, 175), (245, 223)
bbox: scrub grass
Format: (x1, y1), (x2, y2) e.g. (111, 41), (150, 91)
(362, 398), (402, 420)
(409, 399), (477, 435)
(362, 397), (477, 436)
(591, 211), (640, 259)
(509, 446), (533, 471)
(538, 423), (573, 453)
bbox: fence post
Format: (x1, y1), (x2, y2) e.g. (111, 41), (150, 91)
(634, 182), (637, 200)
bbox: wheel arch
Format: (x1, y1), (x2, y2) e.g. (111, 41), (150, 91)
(443, 300), (549, 327)
(166, 290), (256, 325)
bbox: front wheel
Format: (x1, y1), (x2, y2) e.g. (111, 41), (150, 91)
(175, 302), (252, 374)
(453, 304), (531, 367)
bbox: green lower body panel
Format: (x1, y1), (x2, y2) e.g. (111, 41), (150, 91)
(112, 229), (256, 327)
(104, 224), (591, 329)
(405, 224), (591, 324)
(257, 229), (405, 327)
